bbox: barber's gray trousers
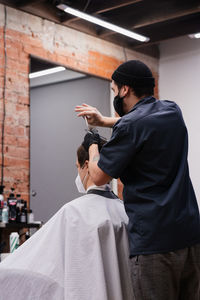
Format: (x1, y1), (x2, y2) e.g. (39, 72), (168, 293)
(130, 243), (200, 300)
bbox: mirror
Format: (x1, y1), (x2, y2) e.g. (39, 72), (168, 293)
(30, 57), (112, 222)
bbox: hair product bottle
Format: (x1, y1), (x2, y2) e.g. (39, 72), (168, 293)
(2, 201), (9, 224)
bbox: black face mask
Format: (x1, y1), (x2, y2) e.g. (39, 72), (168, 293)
(113, 93), (125, 117)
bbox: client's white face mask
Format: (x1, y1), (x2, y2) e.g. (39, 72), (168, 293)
(75, 173), (86, 194)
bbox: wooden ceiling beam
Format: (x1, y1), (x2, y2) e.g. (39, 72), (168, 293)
(14, 0), (43, 7)
(133, 7), (200, 29)
(98, 6), (200, 39)
(134, 17), (200, 49)
(89, 0), (142, 14)
(60, 0), (142, 24)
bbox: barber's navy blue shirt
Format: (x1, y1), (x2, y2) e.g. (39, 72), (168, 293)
(98, 96), (200, 256)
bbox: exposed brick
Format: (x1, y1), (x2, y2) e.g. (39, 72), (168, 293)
(4, 145), (29, 160)
(7, 58), (29, 74)
(4, 101), (16, 115)
(0, 69), (4, 78)
(18, 95), (29, 105)
(18, 115), (29, 127)
(25, 125), (29, 135)
(17, 182), (30, 193)
(88, 51), (122, 79)
(6, 46), (20, 60)
(6, 76), (28, 95)
(5, 115), (17, 126)
(0, 75), (4, 86)
(4, 167), (29, 183)
(4, 156), (29, 169)
(16, 103), (29, 112)
(15, 127), (25, 137)
(5, 124), (15, 135)
(23, 44), (46, 58)
(4, 135), (17, 146)
(6, 73), (29, 87)
(6, 29), (21, 42)
(5, 90), (18, 102)
(4, 91), (29, 105)
(17, 137), (29, 148)
(6, 38), (23, 51)
(20, 34), (42, 49)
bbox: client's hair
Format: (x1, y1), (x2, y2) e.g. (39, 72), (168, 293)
(77, 138), (107, 168)
(77, 145), (89, 168)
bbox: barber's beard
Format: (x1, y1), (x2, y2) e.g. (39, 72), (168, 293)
(113, 94), (125, 117)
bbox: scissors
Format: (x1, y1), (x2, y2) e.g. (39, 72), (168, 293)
(83, 117), (107, 142)
(84, 116), (96, 132)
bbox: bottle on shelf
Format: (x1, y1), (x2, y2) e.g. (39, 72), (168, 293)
(16, 194), (22, 223)
(9, 232), (19, 253)
(27, 209), (34, 224)
(0, 186), (4, 223)
(2, 201), (9, 224)
(8, 190), (17, 223)
(20, 200), (27, 223)
(0, 198), (3, 223)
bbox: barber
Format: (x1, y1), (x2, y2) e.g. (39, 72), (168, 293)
(75, 60), (200, 300)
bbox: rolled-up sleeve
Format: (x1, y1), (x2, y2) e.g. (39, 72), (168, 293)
(98, 124), (138, 179)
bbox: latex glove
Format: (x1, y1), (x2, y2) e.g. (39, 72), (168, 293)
(82, 129), (101, 152)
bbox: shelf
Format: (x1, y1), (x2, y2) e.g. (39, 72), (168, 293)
(0, 222), (42, 229)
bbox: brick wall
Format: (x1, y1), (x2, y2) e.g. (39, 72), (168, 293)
(0, 4), (159, 204)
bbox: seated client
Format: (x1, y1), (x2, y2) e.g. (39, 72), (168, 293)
(0, 139), (133, 300)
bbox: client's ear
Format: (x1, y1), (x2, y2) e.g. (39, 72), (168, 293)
(84, 160), (89, 168)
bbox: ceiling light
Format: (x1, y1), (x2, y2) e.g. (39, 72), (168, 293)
(29, 66), (66, 78)
(188, 33), (200, 39)
(57, 4), (150, 43)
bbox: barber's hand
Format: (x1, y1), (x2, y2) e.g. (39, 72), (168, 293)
(82, 129), (101, 152)
(75, 103), (104, 127)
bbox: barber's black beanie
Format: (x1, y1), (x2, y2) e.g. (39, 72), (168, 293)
(112, 60), (155, 88)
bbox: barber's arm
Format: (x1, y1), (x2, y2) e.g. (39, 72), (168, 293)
(82, 130), (112, 185)
(88, 144), (112, 186)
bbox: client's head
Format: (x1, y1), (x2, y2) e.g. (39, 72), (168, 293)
(75, 137), (106, 193)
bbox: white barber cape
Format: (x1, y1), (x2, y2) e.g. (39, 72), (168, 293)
(0, 185), (133, 300)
